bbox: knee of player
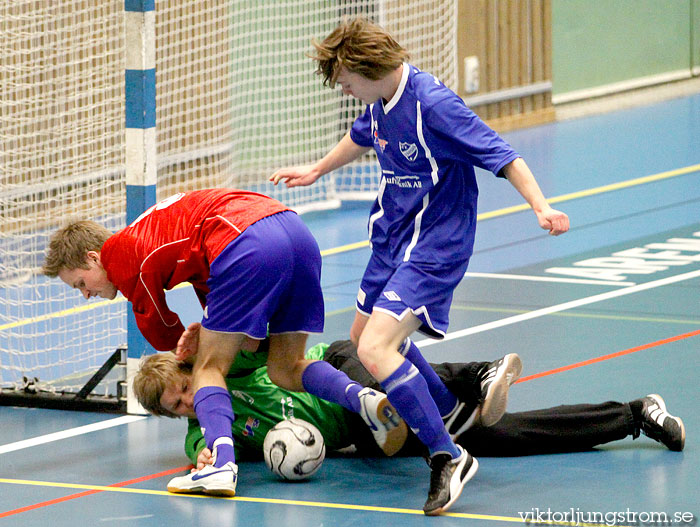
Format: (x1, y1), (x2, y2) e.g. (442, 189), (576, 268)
(355, 339), (384, 375)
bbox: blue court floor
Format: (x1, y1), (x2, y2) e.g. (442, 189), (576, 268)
(1, 92), (698, 526)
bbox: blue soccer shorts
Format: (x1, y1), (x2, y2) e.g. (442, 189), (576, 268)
(203, 210), (324, 339)
(356, 252), (470, 339)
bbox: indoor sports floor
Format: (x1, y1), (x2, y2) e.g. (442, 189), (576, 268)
(1, 91), (699, 526)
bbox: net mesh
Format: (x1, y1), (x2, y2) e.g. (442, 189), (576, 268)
(0, 0), (456, 394)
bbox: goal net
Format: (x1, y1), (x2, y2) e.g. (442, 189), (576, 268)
(0, 0), (456, 407)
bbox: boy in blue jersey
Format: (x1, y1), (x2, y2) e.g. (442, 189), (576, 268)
(271, 17), (570, 515)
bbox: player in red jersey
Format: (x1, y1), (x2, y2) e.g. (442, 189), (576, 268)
(43, 188), (408, 495)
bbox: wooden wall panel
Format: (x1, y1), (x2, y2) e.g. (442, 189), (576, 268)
(458, 0), (554, 131)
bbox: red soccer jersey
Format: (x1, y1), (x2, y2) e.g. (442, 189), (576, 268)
(100, 188), (289, 351)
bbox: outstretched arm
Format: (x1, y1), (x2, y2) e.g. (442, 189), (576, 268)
(270, 132), (370, 188)
(502, 158), (570, 236)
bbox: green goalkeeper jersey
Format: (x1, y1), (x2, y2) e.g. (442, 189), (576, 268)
(184, 343), (353, 464)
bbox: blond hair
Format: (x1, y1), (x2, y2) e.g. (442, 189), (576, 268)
(133, 353), (192, 418)
(311, 17), (409, 88)
(42, 220), (112, 277)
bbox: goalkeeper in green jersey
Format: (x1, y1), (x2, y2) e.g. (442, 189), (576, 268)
(134, 340), (685, 472)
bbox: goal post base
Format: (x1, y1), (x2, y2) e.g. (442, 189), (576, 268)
(0, 389), (126, 414)
(0, 347), (128, 414)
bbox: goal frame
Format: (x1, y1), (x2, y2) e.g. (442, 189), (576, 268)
(0, 0), (458, 414)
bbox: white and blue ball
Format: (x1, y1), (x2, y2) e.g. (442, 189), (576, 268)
(263, 418), (326, 481)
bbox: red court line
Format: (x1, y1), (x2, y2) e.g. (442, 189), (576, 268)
(0, 464), (192, 519)
(516, 328), (700, 384)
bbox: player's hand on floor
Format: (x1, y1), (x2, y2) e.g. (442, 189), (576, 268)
(175, 322), (201, 361)
(269, 165), (320, 188)
(193, 447), (213, 471)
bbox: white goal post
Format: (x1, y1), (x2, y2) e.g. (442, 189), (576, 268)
(0, 0), (457, 411)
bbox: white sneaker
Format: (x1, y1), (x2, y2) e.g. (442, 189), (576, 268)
(167, 461), (238, 496)
(478, 353), (522, 427)
(358, 387), (408, 456)
(443, 354), (522, 439)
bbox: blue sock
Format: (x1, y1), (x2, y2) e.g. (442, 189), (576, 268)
(400, 338), (458, 418)
(193, 386), (236, 467)
(302, 360), (363, 413)
(382, 359), (460, 458)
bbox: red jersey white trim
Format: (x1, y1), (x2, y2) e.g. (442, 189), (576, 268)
(101, 189), (289, 351)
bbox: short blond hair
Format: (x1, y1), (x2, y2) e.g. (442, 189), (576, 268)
(311, 17), (409, 88)
(42, 220), (112, 277)
(133, 353), (192, 418)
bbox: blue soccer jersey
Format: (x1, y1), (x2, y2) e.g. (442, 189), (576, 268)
(350, 63), (520, 266)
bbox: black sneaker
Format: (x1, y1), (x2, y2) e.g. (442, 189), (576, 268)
(633, 394), (685, 451)
(423, 445), (479, 516)
(477, 353), (522, 427)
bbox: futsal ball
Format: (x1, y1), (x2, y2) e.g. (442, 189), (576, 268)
(263, 418), (326, 481)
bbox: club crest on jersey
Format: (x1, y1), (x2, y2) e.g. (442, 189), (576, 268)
(242, 417), (260, 437)
(373, 129), (388, 152)
(399, 142), (418, 162)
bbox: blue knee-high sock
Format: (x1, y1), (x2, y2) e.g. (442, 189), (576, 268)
(302, 360), (363, 413)
(400, 338), (457, 418)
(193, 386), (236, 467)
(382, 359), (460, 458)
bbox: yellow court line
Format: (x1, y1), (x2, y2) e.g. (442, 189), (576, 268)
(6, 162), (699, 332)
(0, 278), (189, 332)
(320, 240), (370, 257)
(0, 477), (627, 526)
(0, 297), (126, 332)
(324, 305), (358, 317)
(322, 162), (700, 250)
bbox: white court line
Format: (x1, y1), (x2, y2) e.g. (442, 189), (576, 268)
(464, 271), (635, 287)
(418, 268), (700, 348)
(4, 271), (696, 453)
(0, 415), (147, 454)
